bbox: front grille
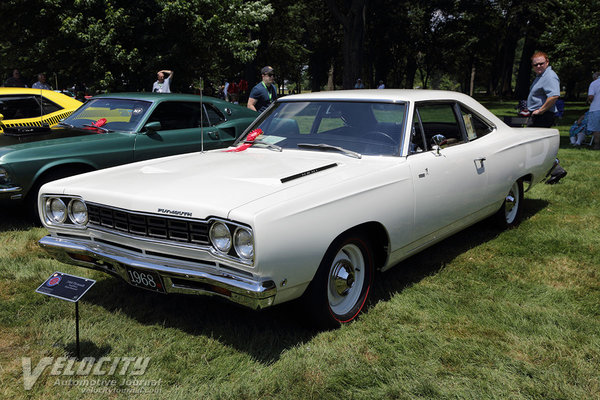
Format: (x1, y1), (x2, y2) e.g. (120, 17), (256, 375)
(87, 204), (209, 245)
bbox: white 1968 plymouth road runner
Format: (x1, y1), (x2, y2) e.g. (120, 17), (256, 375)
(38, 90), (560, 327)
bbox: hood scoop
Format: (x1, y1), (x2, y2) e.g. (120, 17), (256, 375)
(280, 163), (338, 183)
(2, 125), (51, 137)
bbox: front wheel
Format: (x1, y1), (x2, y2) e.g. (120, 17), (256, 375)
(493, 180), (524, 228)
(304, 233), (374, 328)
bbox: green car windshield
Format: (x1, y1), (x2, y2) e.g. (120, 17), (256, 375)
(62, 98), (152, 131)
(246, 101), (406, 156)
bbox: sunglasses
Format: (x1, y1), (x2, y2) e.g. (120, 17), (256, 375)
(264, 73), (274, 77)
(532, 62), (546, 67)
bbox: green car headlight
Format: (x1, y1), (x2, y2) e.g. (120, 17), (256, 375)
(0, 167), (10, 185)
(68, 199), (88, 225)
(233, 227), (254, 260)
(209, 222), (232, 253)
(45, 198), (67, 224)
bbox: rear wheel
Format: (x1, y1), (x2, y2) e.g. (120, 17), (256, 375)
(304, 233), (374, 328)
(493, 180), (523, 228)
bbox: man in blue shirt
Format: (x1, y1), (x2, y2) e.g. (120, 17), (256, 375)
(247, 66), (277, 113)
(527, 51), (560, 128)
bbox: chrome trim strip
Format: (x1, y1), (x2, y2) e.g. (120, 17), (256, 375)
(39, 235), (276, 310)
(0, 186), (22, 194)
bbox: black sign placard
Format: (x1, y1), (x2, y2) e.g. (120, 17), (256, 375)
(36, 272), (96, 302)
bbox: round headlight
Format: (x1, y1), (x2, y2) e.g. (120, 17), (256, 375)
(68, 199), (88, 225)
(234, 227), (254, 260)
(45, 198), (67, 224)
(209, 222), (231, 253)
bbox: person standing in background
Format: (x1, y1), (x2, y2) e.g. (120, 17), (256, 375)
(527, 51), (560, 128)
(32, 73), (51, 90)
(247, 66), (277, 113)
(587, 71), (600, 149)
(152, 70), (173, 93)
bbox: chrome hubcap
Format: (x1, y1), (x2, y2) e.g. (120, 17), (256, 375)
(332, 259), (356, 296)
(327, 243), (365, 316)
(505, 183), (519, 223)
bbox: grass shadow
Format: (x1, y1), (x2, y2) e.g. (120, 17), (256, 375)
(372, 198), (549, 303)
(0, 203), (37, 231)
(63, 340), (112, 360)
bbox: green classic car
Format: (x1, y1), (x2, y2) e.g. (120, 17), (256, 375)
(0, 92), (258, 215)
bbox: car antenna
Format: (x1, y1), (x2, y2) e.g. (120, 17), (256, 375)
(200, 76), (204, 153)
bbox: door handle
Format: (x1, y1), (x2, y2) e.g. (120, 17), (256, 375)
(474, 157), (486, 168)
(208, 131), (219, 140)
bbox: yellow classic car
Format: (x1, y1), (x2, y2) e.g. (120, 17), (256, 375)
(0, 88), (82, 133)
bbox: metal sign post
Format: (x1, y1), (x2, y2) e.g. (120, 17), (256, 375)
(36, 272), (96, 359)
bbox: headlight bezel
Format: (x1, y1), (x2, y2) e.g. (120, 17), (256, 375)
(67, 198), (89, 225)
(41, 195), (88, 228)
(209, 221), (232, 253)
(208, 218), (254, 264)
(233, 227), (254, 260)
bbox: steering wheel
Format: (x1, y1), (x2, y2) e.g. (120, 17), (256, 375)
(363, 130), (397, 146)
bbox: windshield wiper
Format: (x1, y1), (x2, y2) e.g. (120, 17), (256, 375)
(247, 139), (282, 152)
(83, 124), (112, 133)
(297, 143), (362, 159)
(58, 122), (74, 128)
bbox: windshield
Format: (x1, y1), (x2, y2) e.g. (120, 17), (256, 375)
(62, 98), (152, 131)
(243, 101), (406, 156)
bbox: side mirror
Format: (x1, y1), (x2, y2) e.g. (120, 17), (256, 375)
(144, 121), (161, 133)
(431, 134), (446, 155)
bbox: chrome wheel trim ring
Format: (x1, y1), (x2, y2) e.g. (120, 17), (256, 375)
(327, 243), (365, 316)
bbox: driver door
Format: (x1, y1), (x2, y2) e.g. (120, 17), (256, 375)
(407, 102), (493, 246)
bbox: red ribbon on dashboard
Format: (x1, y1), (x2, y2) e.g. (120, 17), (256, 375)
(224, 128), (263, 152)
(92, 118), (107, 127)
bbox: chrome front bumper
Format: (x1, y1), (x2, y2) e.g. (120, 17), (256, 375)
(0, 185), (23, 200)
(39, 235), (277, 310)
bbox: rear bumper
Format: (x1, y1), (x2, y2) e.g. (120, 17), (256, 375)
(38, 235), (277, 310)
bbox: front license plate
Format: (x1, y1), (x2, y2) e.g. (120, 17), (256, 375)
(125, 267), (166, 293)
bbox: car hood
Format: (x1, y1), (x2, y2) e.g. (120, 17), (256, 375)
(0, 126), (104, 148)
(48, 148), (394, 219)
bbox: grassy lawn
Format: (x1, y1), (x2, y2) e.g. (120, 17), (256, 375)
(1, 99), (598, 399)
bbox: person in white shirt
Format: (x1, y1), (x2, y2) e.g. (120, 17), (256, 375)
(588, 71), (600, 149)
(32, 73), (51, 90)
(152, 70), (173, 93)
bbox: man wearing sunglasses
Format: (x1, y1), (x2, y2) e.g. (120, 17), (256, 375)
(527, 51), (560, 128)
(247, 66), (277, 113)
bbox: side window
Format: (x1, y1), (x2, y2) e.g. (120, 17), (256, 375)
(415, 102), (464, 147)
(41, 96), (63, 115)
(459, 105), (493, 140)
(0, 95), (42, 119)
(204, 104), (225, 126)
(410, 111), (427, 154)
(147, 102), (201, 130)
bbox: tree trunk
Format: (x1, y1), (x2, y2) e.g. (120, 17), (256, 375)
(326, 0), (367, 89)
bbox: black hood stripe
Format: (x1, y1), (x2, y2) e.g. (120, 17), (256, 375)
(280, 163), (338, 183)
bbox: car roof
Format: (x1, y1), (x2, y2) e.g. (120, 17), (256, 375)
(279, 89), (477, 103)
(0, 87), (81, 108)
(92, 92), (219, 102)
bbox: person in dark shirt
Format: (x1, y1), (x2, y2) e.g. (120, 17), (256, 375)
(4, 69), (28, 87)
(247, 66), (277, 113)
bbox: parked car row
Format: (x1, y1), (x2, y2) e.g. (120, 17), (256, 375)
(0, 92), (258, 215)
(28, 89), (560, 327)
